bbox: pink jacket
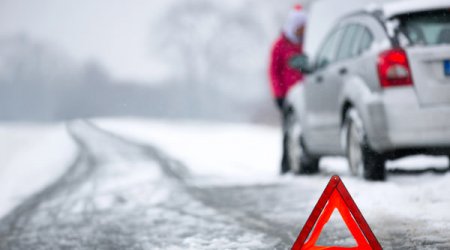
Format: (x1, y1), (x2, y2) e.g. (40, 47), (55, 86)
(269, 34), (303, 98)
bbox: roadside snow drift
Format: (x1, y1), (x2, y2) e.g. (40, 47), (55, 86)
(0, 123), (77, 218)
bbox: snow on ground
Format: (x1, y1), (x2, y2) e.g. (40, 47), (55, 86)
(95, 118), (450, 237)
(1, 118), (448, 246)
(95, 118), (282, 185)
(0, 123), (77, 218)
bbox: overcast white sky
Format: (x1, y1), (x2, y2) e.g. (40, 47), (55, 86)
(0, 0), (173, 84)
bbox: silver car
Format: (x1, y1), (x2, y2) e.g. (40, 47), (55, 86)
(285, 1), (450, 180)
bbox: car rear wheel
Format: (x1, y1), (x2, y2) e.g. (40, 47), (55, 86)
(286, 112), (320, 174)
(345, 108), (386, 181)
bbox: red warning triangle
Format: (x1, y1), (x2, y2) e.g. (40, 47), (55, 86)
(291, 175), (382, 250)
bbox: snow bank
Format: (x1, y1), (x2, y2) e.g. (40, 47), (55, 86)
(0, 123), (77, 218)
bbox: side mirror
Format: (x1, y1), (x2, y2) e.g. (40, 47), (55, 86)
(289, 54), (314, 74)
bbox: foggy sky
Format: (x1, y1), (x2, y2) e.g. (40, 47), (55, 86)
(0, 0), (173, 84)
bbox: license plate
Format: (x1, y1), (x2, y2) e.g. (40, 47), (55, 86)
(444, 60), (450, 76)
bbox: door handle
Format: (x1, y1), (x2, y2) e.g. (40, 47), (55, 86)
(339, 67), (348, 75)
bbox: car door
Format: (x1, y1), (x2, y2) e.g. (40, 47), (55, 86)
(303, 27), (345, 154)
(326, 24), (364, 149)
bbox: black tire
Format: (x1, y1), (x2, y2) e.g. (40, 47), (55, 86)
(345, 108), (386, 181)
(360, 144), (386, 180)
(298, 138), (320, 174)
(285, 111), (320, 175)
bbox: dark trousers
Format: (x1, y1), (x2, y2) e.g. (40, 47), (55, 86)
(275, 98), (290, 173)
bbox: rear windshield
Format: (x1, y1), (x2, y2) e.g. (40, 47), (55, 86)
(396, 10), (450, 46)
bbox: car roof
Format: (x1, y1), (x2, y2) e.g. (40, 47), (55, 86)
(343, 0), (450, 22)
(379, 0), (450, 19)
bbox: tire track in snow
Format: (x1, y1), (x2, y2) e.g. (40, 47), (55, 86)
(0, 122), (96, 240)
(86, 121), (295, 248)
(0, 120), (293, 249)
(84, 120), (191, 182)
(0, 120), (184, 249)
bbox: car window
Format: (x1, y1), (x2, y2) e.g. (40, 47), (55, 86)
(315, 28), (344, 70)
(315, 31), (337, 70)
(336, 24), (360, 61)
(349, 25), (364, 57)
(356, 27), (373, 55)
(397, 10), (450, 46)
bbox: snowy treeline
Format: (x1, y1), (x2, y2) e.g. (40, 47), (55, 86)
(0, 0), (305, 123)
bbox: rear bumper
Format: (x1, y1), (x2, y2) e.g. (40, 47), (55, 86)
(361, 87), (450, 154)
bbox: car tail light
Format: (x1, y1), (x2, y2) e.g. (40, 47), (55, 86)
(377, 48), (413, 88)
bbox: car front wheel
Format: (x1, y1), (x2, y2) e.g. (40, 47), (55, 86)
(345, 108), (386, 181)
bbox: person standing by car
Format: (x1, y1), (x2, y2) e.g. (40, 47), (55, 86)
(269, 4), (307, 174)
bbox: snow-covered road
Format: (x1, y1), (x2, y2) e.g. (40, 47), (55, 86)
(0, 119), (449, 249)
